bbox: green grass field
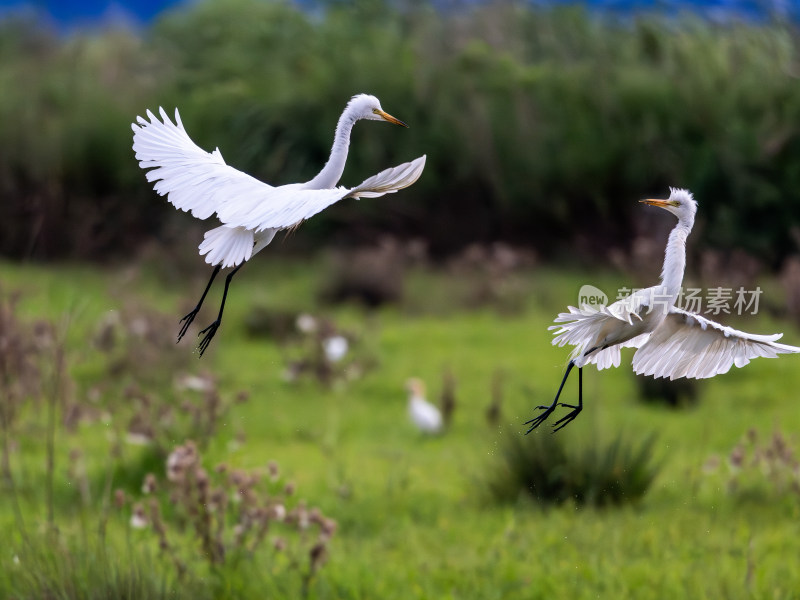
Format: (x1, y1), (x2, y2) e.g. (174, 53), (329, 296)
(1, 257), (799, 599)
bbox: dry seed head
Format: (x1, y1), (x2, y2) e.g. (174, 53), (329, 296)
(309, 507), (323, 525)
(195, 467), (209, 490)
(230, 469), (247, 487)
(729, 444), (745, 469)
(130, 503), (148, 529)
(268, 504), (286, 522)
(309, 542), (328, 571)
(142, 473), (157, 494)
(321, 518), (338, 538)
(746, 428), (758, 444)
(297, 507), (310, 530)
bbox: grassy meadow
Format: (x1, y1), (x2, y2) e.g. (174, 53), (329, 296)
(1, 254), (800, 599)
(3, 2), (800, 597)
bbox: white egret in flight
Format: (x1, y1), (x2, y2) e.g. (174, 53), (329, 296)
(527, 188), (800, 432)
(132, 94), (426, 355)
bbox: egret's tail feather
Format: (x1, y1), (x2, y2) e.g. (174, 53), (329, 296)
(199, 225), (254, 268)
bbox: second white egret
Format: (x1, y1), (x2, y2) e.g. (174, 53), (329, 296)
(132, 94), (426, 355)
(528, 188), (800, 432)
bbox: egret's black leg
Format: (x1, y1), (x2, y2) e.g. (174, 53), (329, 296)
(526, 345), (600, 434)
(551, 366), (583, 432)
(178, 265), (221, 343)
(197, 264), (242, 357)
(525, 360), (575, 433)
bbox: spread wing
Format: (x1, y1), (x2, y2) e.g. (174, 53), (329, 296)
(550, 289), (654, 369)
(132, 107), (274, 221)
(632, 307), (800, 380)
(215, 155), (427, 232)
(132, 107), (426, 232)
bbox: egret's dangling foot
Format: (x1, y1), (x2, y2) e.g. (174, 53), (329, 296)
(196, 264), (242, 357)
(525, 360), (576, 433)
(551, 367), (583, 432)
(177, 265), (221, 343)
(526, 346), (598, 433)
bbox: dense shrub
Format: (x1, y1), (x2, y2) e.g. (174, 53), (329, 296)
(486, 428), (660, 507)
(2, 1), (800, 262)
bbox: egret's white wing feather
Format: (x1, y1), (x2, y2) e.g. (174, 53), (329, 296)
(133, 109), (425, 235)
(588, 334), (651, 370)
(550, 289), (654, 368)
(217, 155), (427, 232)
(347, 156), (427, 198)
(132, 108), (273, 221)
(632, 307), (800, 380)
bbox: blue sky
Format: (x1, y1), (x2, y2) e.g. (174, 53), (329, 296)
(0, 0), (795, 28)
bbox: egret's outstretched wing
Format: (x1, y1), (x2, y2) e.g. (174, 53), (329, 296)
(632, 307), (800, 380)
(550, 289), (654, 368)
(216, 155), (427, 232)
(132, 108), (273, 221)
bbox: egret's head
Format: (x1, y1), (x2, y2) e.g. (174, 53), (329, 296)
(640, 187), (697, 226)
(405, 377), (426, 397)
(347, 94), (407, 127)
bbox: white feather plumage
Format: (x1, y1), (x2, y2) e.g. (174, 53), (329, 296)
(131, 95), (425, 355)
(132, 100), (426, 268)
(406, 379), (443, 434)
(550, 189), (799, 380)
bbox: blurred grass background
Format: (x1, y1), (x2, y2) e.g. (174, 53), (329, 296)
(3, 0), (800, 598)
(2, 258), (800, 598)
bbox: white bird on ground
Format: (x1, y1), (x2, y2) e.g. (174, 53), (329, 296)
(132, 94), (426, 355)
(527, 188), (800, 433)
(406, 378), (443, 434)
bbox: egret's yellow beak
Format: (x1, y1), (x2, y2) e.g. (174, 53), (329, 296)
(374, 109), (408, 127)
(640, 199), (677, 208)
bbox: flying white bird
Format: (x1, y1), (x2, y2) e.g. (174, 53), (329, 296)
(528, 188), (800, 433)
(406, 378), (443, 434)
(132, 94), (426, 355)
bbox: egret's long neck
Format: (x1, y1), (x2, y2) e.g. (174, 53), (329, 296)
(305, 107), (358, 190)
(659, 222), (691, 297)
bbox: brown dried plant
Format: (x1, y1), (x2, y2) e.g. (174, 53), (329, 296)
(0, 286), (62, 481)
(703, 428), (800, 499)
(446, 242), (535, 314)
(124, 441), (336, 591)
(83, 306), (249, 454)
(280, 312), (378, 389)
